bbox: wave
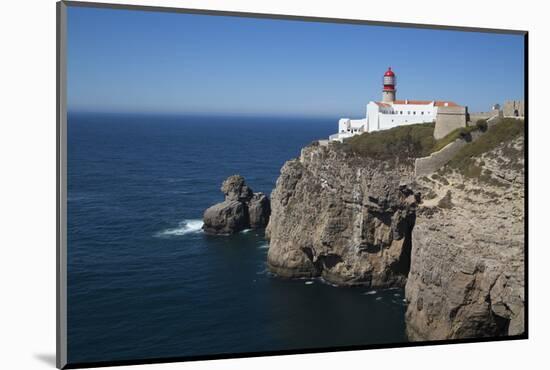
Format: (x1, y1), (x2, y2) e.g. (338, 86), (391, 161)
(258, 243), (269, 250)
(363, 290), (377, 295)
(155, 219), (204, 237)
(241, 229), (252, 234)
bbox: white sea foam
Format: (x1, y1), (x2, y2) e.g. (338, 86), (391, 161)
(241, 229), (252, 234)
(305, 281), (314, 285)
(258, 243), (270, 250)
(155, 219), (204, 237)
(375, 297), (383, 301)
(363, 290), (377, 295)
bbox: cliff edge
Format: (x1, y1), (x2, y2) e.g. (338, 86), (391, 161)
(266, 119), (525, 340)
(266, 143), (418, 287)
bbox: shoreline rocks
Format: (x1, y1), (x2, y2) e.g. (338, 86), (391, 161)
(203, 175), (271, 235)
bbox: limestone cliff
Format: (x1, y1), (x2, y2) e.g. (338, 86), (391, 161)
(266, 143), (418, 287)
(405, 135), (525, 340)
(267, 120), (525, 340)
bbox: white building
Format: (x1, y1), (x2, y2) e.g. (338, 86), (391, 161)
(329, 67), (463, 142)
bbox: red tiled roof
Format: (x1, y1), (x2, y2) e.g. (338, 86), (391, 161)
(375, 102), (391, 107)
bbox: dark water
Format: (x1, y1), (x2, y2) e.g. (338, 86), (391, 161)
(67, 113), (407, 364)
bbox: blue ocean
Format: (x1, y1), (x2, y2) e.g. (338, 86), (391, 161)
(67, 113), (407, 364)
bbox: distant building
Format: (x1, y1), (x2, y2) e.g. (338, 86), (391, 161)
(330, 67), (467, 142)
(503, 100), (524, 117)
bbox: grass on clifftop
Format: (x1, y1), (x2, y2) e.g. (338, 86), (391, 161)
(346, 122), (436, 160)
(346, 121), (482, 160)
(344, 118), (523, 162)
(446, 118), (525, 177)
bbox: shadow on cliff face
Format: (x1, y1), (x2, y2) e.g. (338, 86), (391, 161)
(391, 213), (416, 277)
(317, 253), (344, 271)
(493, 312), (512, 336)
(289, 196), (418, 288)
(298, 247), (345, 277)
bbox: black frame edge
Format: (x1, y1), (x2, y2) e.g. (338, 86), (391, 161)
(523, 32), (529, 338)
(63, 334), (528, 369)
(62, 0), (527, 35)
(57, 1), (68, 369)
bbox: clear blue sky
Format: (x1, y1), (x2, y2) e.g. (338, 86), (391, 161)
(67, 6), (525, 117)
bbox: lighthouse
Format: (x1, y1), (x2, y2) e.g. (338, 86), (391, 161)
(328, 67), (466, 142)
(382, 67), (396, 102)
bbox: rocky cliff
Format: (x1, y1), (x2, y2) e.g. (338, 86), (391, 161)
(405, 135), (525, 340)
(266, 143), (418, 287)
(267, 120), (525, 340)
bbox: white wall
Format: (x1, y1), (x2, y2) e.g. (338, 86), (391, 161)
(367, 102), (436, 132)
(338, 118), (350, 133)
(338, 118), (366, 134)
(2, 1), (547, 370)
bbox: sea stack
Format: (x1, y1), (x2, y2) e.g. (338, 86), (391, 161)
(203, 175), (270, 235)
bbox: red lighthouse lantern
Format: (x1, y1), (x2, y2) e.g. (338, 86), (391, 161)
(383, 67), (396, 89)
(382, 67), (396, 102)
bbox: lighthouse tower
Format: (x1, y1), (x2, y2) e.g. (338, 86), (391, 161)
(382, 67), (396, 102)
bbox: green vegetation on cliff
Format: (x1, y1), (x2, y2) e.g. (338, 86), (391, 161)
(346, 121), (481, 160)
(346, 122), (436, 160)
(343, 118), (524, 164)
(447, 118), (525, 178)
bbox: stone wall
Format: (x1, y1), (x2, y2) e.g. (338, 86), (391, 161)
(468, 109), (502, 123)
(503, 100), (525, 117)
(433, 106), (467, 140)
(415, 130), (483, 177)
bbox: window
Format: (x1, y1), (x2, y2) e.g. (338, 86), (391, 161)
(421, 111), (424, 115)
(408, 111), (411, 115)
(413, 111), (416, 115)
(400, 111), (403, 115)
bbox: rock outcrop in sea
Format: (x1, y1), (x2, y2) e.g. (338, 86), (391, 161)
(267, 120), (525, 340)
(203, 175), (270, 235)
